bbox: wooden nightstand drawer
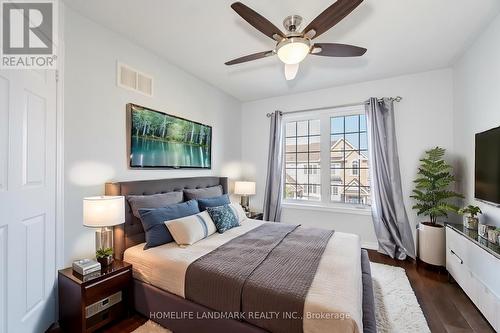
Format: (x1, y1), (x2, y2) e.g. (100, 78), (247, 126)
(86, 302), (125, 331)
(84, 269), (131, 304)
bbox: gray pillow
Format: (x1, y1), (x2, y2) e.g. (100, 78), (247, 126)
(127, 191), (183, 218)
(183, 185), (223, 200)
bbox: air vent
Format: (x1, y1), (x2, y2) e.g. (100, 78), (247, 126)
(117, 62), (153, 96)
(137, 73), (153, 96)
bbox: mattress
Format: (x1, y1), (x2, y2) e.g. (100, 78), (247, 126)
(124, 219), (363, 333)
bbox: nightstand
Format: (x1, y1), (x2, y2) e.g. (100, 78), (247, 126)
(58, 260), (133, 333)
(248, 212), (263, 220)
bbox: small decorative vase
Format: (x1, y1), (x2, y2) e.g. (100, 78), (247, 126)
(464, 217), (479, 230)
(97, 255), (113, 267)
(487, 229), (500, 244)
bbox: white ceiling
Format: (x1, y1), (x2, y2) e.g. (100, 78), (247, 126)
(64, 0), (500, 102)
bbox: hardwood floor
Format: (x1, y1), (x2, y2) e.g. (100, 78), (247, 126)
(50, 251), (494, 333)
(46, 314), (148, 333)
(368, 250), (495, 333)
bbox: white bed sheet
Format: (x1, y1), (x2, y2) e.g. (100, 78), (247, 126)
(124, 219), (362, 333)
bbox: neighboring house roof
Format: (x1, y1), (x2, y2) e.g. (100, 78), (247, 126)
(285, 173), (304, 191)
(331, 138), (368, 160)
(286, 138), (368, 164)
(344, 179), (370, 195)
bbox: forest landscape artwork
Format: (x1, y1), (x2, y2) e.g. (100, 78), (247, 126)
(128, 104), (212, 168)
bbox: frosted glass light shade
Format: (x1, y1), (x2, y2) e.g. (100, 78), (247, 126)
(277, 39), (310, 65)
(234, 181), (256, 195)
(83, 196), (125, 227)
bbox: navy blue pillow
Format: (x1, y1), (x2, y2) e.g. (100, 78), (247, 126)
(206, 204), (239, 233)
(138, 200), (200, 249)
(197, 194), (230, 211)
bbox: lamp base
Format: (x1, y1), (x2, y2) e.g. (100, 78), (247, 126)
(240, 195), (250, 212)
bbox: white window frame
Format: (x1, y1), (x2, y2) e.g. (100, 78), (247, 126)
(282, 105), (371, 215)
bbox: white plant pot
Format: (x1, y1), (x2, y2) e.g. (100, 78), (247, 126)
(418, 222), (445, 266)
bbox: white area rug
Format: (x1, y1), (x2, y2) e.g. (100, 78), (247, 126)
(371, 262), (430, 333)
(132, 320), (172, 333)
(132, 262), (430, 333)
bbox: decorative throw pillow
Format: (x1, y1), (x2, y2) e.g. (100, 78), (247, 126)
(127, 191), (183, 218)
(138, 200), (200, 249)
(228, 203), (247, 224)
(183, 185), (223, 200)
(165, 211), (217, 246)
(197, 194), (230, 211)
(206, 204), (239, 233)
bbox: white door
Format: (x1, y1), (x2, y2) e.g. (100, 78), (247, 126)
(0, 69), (57, 333)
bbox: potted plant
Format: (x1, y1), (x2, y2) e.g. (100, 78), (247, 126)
(96, 247), (113, 267)
(458, 205), (482, 230)
(410, 147), (463, 266)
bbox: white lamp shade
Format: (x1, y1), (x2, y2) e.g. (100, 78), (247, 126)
(234, 181), (256, 195)
(277, 41), (310, 65)
(83, 196), (125, 227)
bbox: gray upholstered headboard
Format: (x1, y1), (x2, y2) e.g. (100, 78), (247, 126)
(105, 176), (228, 260)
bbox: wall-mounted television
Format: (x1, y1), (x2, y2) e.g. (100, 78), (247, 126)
(127, 103), (212, 169)
(475, 126), (500, 205)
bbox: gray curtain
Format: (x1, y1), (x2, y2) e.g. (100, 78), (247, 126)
(365, 98), (415, 259)
(263, 111), (284, 222)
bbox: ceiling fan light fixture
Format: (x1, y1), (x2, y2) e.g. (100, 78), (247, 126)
(276, 37), (310, 65)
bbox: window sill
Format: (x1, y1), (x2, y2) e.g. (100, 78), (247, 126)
(281, 202), (372, 216)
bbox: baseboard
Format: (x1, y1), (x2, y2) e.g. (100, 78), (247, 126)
(361, 242), (378, 250)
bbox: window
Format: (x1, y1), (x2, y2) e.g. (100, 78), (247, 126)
(352, 161), (359, 176)
(285, 119), (321, 201)
(283, 106), (371, 208)
(331, 114), (370, 205)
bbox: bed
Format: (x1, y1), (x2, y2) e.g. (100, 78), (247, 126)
(105, 176), (376, 333)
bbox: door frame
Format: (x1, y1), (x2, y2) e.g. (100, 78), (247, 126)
(55, 0), (65, 272)
(55, 0), (65, 307)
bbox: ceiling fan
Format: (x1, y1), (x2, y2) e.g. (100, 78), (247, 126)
(225, 0), (367, 80)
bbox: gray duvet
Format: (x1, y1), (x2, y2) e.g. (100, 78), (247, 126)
(185, 223), (334, 333)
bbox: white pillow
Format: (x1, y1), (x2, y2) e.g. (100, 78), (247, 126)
(229, 203), (247, 224)
(165, 211), (217, 246)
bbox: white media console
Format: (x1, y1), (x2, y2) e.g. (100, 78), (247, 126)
(446, 224), (500, 331)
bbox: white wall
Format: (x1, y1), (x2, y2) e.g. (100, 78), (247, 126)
(453, 13), (500, 227)
(63, 7), (242, 265)
(241, 69), (454, 247)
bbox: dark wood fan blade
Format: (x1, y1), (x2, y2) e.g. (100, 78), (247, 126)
(311, 43), (366, 57)
(225, 50), (275, 65)
(231, 2), (285, 40)
(303, 0), (363, 39)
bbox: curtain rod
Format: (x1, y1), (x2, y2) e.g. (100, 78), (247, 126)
(265, 96), (402, 118)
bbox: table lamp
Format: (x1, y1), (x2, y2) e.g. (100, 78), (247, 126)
(234, 181), (256, 212)
(83, 196), (125, 265)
